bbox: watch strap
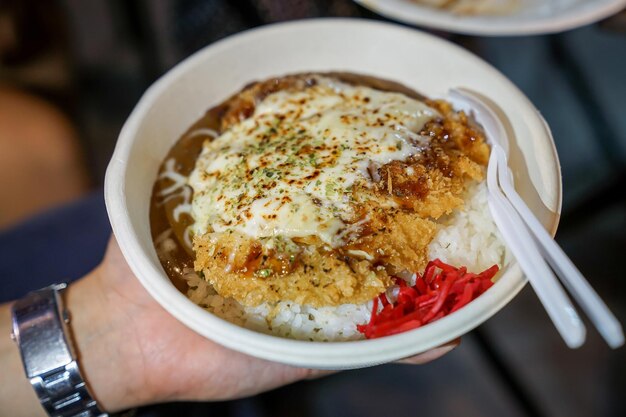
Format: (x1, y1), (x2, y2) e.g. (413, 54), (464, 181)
(11, 284), (108, 417)
(30, 361), (105, 417)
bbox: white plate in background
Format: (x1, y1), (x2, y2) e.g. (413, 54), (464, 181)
(354, 0), (626, 36)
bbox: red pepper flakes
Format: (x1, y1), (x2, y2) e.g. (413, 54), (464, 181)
(357, 259), (499, 339)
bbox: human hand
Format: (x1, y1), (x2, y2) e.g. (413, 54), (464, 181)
(68, 238), (458, 412)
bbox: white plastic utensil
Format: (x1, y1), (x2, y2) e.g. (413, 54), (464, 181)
(494, 147), (624, 348)
(487, 148), (586, 348)
(449, 89), (624, 349)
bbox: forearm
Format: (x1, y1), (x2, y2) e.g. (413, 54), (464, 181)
(0, 303), (47, 417)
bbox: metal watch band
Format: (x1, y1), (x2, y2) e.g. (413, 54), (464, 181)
(11, 284), (108, 417)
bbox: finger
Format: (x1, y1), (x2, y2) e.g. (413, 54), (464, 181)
(305, 369), (337, 380)
(396, 338), (460, 365)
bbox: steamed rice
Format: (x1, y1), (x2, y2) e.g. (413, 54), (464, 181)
(185, 180), (508, 341)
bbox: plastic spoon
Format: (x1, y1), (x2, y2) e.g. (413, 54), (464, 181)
(495, 147), (624, 348)
(449, 88), (623, 348)
(487, 145), (586, 348)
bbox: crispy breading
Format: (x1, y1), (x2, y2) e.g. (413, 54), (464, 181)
(194, 232), (392, 306)
(193, 210), (436, 307)
(345, 208), (438, 276)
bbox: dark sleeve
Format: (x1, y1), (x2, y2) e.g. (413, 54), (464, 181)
(0, 191), (110, 302)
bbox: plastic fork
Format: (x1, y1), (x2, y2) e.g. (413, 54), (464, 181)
(449, 89), (624, 349)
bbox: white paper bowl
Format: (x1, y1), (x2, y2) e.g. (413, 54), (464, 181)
(105, 19), (561, 369)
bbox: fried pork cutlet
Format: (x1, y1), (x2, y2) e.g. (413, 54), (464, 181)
(190, 74), (489, 307)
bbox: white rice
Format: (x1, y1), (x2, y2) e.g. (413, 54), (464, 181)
(184, 180), (507, 341)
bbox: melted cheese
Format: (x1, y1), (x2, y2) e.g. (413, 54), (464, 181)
(188, 77), (439, 247)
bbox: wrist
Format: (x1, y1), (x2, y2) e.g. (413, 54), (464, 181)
(65, 268), (150, 412)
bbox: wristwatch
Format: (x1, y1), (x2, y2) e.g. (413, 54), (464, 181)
(10, 284), (108, 417)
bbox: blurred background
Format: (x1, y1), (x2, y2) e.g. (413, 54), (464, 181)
(0, 1), (624, 416)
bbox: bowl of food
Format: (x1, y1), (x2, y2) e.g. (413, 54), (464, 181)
(105, 18), (561, 369)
